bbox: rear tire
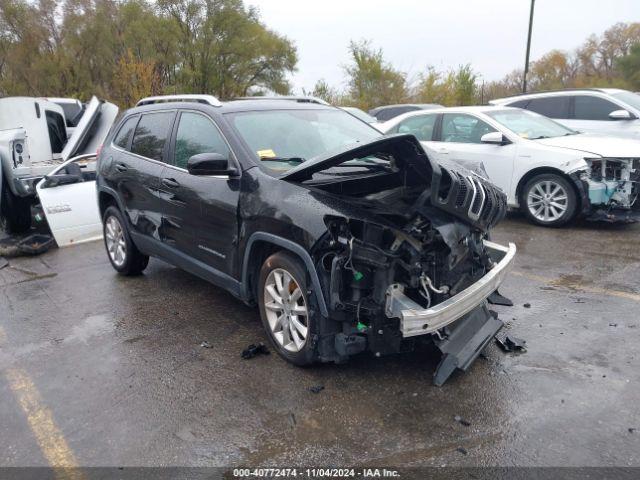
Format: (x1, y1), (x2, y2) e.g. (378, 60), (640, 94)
(1, 183), (32, 233)
(521, 173), (577, 227)
(258, 251), (318, 366)
(102, 206), (148, 275)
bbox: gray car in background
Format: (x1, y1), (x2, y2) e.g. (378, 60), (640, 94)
(491, 88), (640, 139)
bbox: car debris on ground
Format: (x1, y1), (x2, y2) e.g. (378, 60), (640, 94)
(241, 343), (270, 359)
(496, 335), (527, 353)
(0, 233), (55, 257)
(200, 341), (212, 349)
(454, 415), (471, 427)
(308, 385), (325, 394)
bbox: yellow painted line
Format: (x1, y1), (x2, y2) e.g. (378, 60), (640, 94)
(511, 270), (640, 303)
(0, 327), (84, 478)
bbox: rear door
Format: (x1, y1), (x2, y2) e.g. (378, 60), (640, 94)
(159, 110), (240, 275)
(113, 111), (176, 241)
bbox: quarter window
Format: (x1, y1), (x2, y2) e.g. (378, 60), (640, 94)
(174, 112), (230, 169)
(396, 115), (437, 141)
(525, 96), (570, 118)
(573, 95), (619, 121)
(130, 112), (174, 161)
(440, 114), (496, 144)
(113, 116), (139, 150)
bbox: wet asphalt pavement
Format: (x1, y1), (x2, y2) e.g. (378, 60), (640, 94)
(0, 215), (639, 468)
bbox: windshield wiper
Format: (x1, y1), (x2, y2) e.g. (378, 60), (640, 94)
(530, 135), (550, 140)
(261, 156), (305, 163)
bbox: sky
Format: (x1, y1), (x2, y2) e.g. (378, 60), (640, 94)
(246, 0), (640, 93)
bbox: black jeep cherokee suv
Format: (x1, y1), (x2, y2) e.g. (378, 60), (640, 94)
(96, 95), (516, 385)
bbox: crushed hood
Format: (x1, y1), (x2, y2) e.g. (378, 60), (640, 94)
(61, 96), (119, 161)
(280, 134), (438, 182)
(535, 133), (640, 158)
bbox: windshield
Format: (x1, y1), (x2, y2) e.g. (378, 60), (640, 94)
(486, 109), (576, 139)
(227, 108), (381, 172)
(611, 91), (640, 112)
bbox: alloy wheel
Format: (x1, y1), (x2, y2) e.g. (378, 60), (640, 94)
(527, 180), (568, 223)
(263, 268), (308, 352)
(105, 215), (127, 267)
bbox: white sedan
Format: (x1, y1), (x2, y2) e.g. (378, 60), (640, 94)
(380, 106), (640, 226)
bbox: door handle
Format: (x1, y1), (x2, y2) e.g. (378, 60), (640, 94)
(115, 163), (128, 172)
(162, 178), (180, 188)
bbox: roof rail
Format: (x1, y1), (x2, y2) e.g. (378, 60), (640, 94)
(234, 96), (330, 106)
(136, 94), (222, 107)
(492, 87), (611, 101)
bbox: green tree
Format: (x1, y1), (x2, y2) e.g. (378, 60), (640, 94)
(344, 40), (406, 110)
(618, 43), (640, 90)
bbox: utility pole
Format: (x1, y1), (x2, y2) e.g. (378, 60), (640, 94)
(523, 0), (536, 93)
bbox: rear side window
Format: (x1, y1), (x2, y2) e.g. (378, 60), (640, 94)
(396, 115), (437, 141)
(113, 116), (139, 150)
(506, 99), (530, 109)
(130, 112), (174, 161)
(45, 110), (67, 154)
(573, 96), (619, 121)
(174, 112), (230, 169)
(525, 96), (570, 118)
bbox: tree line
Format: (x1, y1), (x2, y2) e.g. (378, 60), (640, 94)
(0, 0), (638, 111)
(0, 0), (296, 106)
(313, 22), (640, 110)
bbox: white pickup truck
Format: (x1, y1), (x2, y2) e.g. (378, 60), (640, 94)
(0, 96), (118, 232)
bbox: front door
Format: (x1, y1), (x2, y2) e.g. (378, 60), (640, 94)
(160, 111), (240, 276)
(36, 155), (102, 246)
(431, 113), (516, 196)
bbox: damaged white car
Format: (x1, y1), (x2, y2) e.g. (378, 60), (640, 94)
(381, 106), (640, 226)
(0, 96), (118, 233)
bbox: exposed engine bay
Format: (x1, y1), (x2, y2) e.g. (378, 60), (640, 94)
(584, 157), (640, 210)
(285, 135), (514, 385)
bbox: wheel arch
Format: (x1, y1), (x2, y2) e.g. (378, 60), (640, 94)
(97, 186), (125, 218)
(515, 167), (582, 210)
(241, 232), (329, 317)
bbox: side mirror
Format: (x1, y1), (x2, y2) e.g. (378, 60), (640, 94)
(42, 173), (83, 188)
(609, 109), (633, 120)
(481, 131), (508, 145)
(187, 153), (237, 176)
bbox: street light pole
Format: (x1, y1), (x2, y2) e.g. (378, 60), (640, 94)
(523, 0), (536, 93)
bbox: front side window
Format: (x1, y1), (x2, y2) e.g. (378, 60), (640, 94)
(486, 109), (575, 139)
(440, 113), (496, 144)
(130, 112), (174, 161)
(610, 91), (640, 112)
(396, 115), (437, 141)
(228, 108), (380, 172)
(113, 116), (139, 150)
(174, 112), (230, 169)
(525, 96), (570, 119)
(573, 95), (619, 121)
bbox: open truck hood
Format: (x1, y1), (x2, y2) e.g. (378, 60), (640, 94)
(60, 96), (119, 161)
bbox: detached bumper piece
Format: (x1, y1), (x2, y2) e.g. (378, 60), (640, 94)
(586, 208), (640, 224)
(433, 304), (503, 386)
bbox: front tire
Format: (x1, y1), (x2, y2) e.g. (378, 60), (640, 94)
(521, 173), (577, 227)
(1, 184), (32, 233)
(258, 252), (317, 366)
(102, 206), (149, 275)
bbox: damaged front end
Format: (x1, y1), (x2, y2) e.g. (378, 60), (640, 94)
(287, 135), (516, 385)
(575, 158), (640, 222)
